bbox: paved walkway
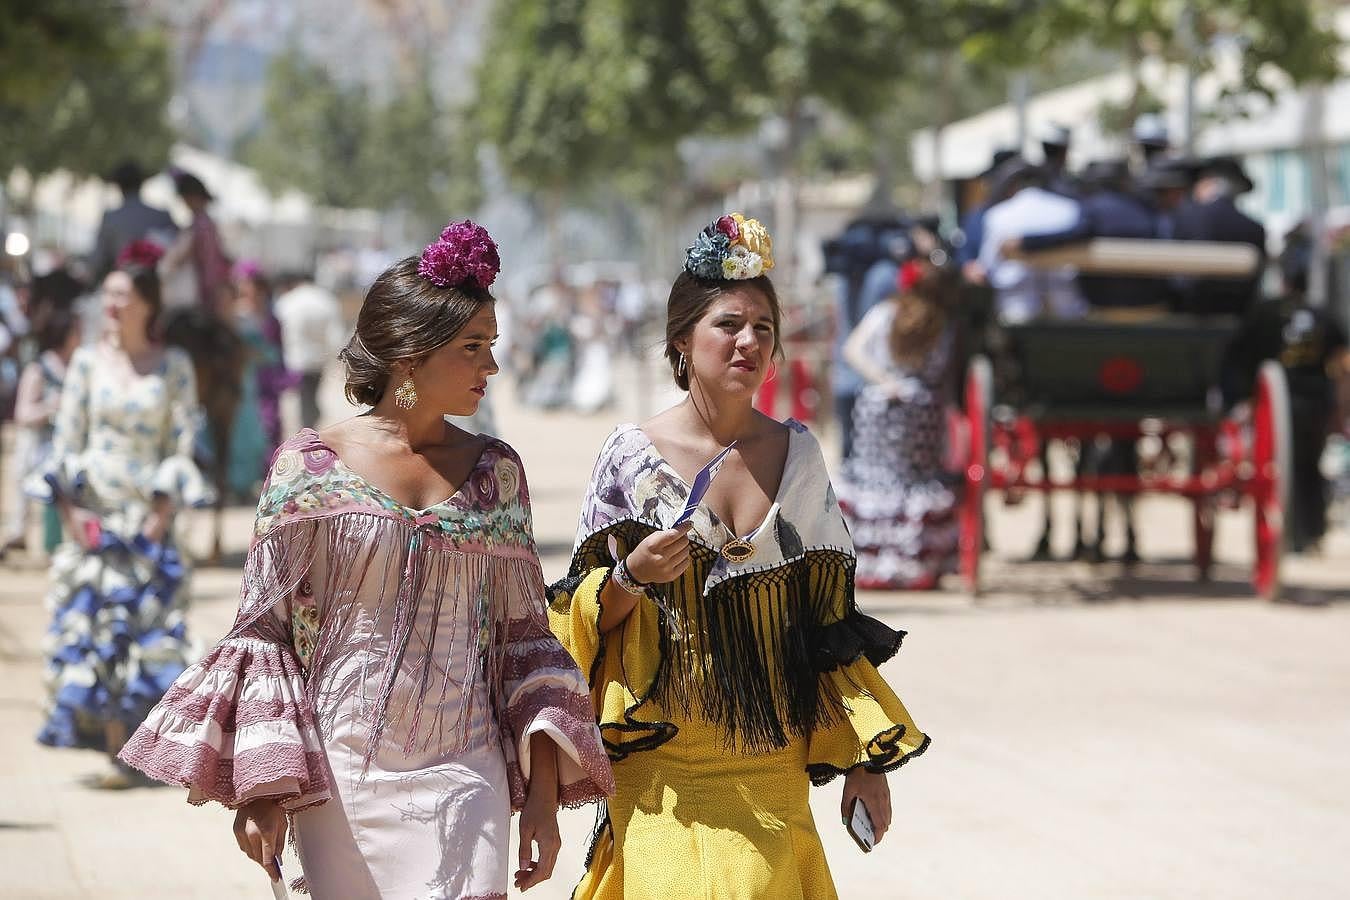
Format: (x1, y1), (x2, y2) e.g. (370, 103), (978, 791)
(2, 364), (1347, 899)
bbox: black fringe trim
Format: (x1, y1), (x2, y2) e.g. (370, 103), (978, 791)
(813, 615), (906, 673)
(806, 728), (933, 787)
(562, 519), (879, 757)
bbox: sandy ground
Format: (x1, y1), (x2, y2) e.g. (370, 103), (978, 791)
(1, 359), (1347, 900)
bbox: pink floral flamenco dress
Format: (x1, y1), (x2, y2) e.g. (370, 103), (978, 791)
(120, 429), (613, 899)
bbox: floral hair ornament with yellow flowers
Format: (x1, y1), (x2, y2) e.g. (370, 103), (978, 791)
(684, 213), (775, 281)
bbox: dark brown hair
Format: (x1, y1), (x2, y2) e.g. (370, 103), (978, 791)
(117, 263), (163, 340)
(339, 255), (494, 406)
(888, 262), (953, 367)
(664, 272), (783, 391)
(32, 302), (79, 353)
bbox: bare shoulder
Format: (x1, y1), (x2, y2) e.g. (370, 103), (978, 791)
(639, 405), (683, 441)
(316, 416), (367, 456)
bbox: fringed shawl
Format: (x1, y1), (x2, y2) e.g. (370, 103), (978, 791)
(558, 420), (907, 755)
(121, 428), (612, 812)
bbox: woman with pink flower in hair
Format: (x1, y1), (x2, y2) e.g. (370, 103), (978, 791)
(120, 221), (613, 899)
(26, 240), (213, 788)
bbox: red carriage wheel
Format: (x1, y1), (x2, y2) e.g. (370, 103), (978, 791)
(960, 356), (992, 596)
(1250, 361), (1291, 601)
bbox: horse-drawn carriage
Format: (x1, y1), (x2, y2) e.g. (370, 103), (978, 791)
(955, 240), (1291, 600)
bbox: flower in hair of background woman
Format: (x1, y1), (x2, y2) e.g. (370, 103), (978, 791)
(835, 256), (961, 590)
(25, 241), (214, 788)
(549, 214), (930, 900)
(119, 220), (612, 899)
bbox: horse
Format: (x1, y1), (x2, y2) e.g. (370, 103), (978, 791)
(163, 307), (245, 565)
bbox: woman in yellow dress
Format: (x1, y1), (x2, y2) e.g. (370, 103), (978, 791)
(548, 214), (930, 899)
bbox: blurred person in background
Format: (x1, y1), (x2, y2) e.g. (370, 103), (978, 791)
(3, 275), (83, 558)
(87, 161), (178, 281)
(978, 158), (1085, 325)
(955, 147), (1018, 285)
(163, 169), (233, 315)
(1131, 114), (1171, 172)
(1222, 224), (1349, 553)
(1173, 156), (1267, 318)
(523, 272), (576, 409)
(227, 261), (293, 498)
(836, 256), (959, 589)
(823, 216), (911, 460)
(24, 240), (212, 788)
(1008, 159), (1164, 316)
(571, 282), (614, 413)
(1039, 123), (1079, 198)
(273, 271), (345, 426)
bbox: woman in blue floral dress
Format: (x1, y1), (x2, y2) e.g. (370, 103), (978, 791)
(27, 242), (213, 787)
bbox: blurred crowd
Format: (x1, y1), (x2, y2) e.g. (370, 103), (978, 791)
(0, 161), (347, 562)
(512, 268), (654, 414)
(822, 116), (1350, 586)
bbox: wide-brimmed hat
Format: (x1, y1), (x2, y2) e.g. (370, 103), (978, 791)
(988, 157), (1044, 203)
(1137, 156), (1200, 192)
(171, 168), (214, 202)
(1132, 113), (1169, 148)
(978, 147), (1020, 180)
(1039, 123), (1071, 151)
(1079, 158), (1131, 189)
(1198, 155), (1254, 194)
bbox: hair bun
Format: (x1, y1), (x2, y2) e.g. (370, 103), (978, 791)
(684, 213), (774, 281)
(417, 219), (500, 290)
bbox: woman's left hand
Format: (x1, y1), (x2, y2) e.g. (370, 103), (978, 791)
(141, 496), (173, 545)
(141, 511), (170, 545)
(841, 768), (892, 845)
(515, 781), (561, 891)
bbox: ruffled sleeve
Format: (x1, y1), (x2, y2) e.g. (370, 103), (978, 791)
(118, 636), (329, 810)
(119, 437), (330, 810)
(25, 347), (92, 503)
(492, 446), (614, 810)
(805, 557), (930, 786)
(151, 348), (214, 508)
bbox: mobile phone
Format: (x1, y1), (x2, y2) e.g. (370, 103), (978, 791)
(270, 856), (290, 899)
(846, 797), (876, 853)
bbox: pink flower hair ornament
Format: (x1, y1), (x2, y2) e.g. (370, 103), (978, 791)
(418, 219), (500, 290)
(116, 239), (165, 271)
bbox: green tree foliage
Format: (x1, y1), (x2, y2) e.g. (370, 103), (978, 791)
(0, 6), (174, 180)
(475, 0), (607, 194)
(959, 0), (1340, 92)
(241, 53), (374, 209)
(243, 53), (479, 224)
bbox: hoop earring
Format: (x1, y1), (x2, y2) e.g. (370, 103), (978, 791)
(393, 371), (418, 409)
(677, 353), (687, 378)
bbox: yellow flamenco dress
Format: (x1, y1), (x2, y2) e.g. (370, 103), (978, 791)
(549, 421), (930, 900)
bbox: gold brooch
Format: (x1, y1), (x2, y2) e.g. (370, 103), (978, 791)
(721, 538), (756, 563)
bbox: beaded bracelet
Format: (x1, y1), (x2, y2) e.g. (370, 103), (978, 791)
(612, 558), (649, 596)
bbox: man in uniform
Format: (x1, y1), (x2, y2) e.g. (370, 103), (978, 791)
(1005, 158), (1162, 314)
(1222, 225), (1349, 552)
(1173, 156), (1267, 317)
(1039, 123), (1078, 198)
(87, 162), (178, 281)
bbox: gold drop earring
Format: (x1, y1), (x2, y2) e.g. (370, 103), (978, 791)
(678, 353), (687, 378)
(394, 369), (418, 409)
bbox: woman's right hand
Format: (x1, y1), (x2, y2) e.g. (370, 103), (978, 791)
(61, 506), (102, 552)
(625, 524), (693, 585)
(233, 798), (288, 882)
